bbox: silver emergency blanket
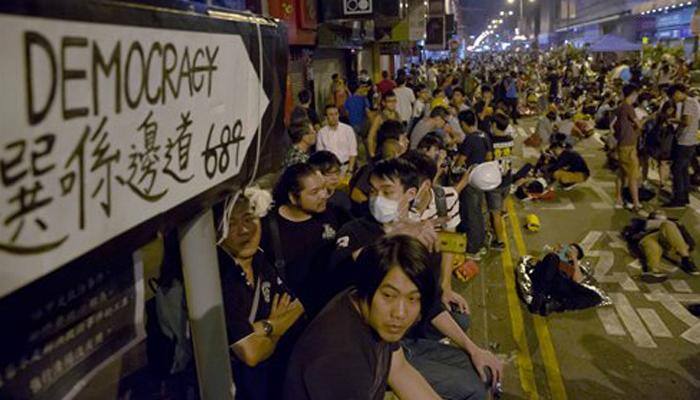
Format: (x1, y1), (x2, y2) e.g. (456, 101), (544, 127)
(516, 256), (612, 312)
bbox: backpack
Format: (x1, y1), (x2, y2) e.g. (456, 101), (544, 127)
(657, 124), (676, 160)
(145, 231), (193, 377)
(146, 277), (193, 376)
(433, 185), (448, 218)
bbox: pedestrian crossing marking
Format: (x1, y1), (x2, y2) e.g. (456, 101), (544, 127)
(637, 308), (673, 338)
(668, 279), (693, 293)
(610, 293), (657, 348)
(680, 322), (700, 345)
(596, 308), (627, 336)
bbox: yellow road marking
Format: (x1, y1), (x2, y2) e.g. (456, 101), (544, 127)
(499, 217), (540, 399)
(506, 197), (568, 400)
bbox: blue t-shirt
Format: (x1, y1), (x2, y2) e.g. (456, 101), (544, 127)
(345, 95), (370, 127)
(506, 78), (518, 99)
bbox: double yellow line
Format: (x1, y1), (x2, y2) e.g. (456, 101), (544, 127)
(500, 197), (568, 400)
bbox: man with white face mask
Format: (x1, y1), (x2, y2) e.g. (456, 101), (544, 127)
(330, 158), (503, 400)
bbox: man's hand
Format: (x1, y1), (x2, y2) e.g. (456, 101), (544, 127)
(442, 289), (470, 314)
(385, 219), (438, 252)
(470, 348), (504, 390)
(268, 294), (304, 336)
(268, 293), (291, 320)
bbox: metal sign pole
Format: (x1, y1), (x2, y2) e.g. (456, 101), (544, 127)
(179, 209), (235, 400)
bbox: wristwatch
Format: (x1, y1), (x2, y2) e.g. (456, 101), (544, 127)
(261, 320), (274, 337)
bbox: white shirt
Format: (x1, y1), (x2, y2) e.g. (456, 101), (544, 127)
(394, 85), (416, 123)
(413, 99), (428, 120)
(678, 97), (700, 146)
(316, 122), (358, 164)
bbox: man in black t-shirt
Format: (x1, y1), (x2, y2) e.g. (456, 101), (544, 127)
(547, 68), (560, 103)
(486, 112), (514, 252)
(456, 110), (491, 257)
(284, 236), (442, 400)
(261, 163), (339, 315)
(290, 89), (320, 128)
(332, 159), (502, 400)
(549, 142), (590, 188)
(216, 190), (305, 400)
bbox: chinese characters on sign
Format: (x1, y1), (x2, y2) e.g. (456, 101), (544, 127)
(0, 250), (144, 400)
(0, 14), (270, 297)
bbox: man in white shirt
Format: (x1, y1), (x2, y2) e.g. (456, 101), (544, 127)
(412, 84), (431, 121)
(394, 76), (416, 124)
(666, 84), (700, 207)
(316, 105), (358, 175)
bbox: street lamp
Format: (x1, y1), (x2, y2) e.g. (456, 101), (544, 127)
(508, 0), (535, 36)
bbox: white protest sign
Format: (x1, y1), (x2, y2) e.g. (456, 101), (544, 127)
(0, 14), (269, 297)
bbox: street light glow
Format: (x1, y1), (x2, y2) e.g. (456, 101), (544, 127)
(509, 11), (514, 15)
(507, 0), (515, 4)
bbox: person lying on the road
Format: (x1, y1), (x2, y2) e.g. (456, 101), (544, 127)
(524, 243), (609, 316)
(622, 210), (699, 282)
(514, 177), (555, 202)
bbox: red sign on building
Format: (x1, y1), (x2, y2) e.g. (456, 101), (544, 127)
(269, 0), (317, 45)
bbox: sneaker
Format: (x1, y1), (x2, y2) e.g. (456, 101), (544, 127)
(465, 251), (482, 261)
(485, 231), (494, 247)
(490, 240), (506, 252)
(562, 182), (580, 191)
(680, 258), (700, 276)
(640, 272), (668, 283)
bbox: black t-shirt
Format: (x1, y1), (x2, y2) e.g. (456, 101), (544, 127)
(459, 131), (491, 168)
(219, 250), (289, 345)
(328, 190), (353, 226)
(490, 133), (514, 187)
(349, 160), (377, 218)
(554, 150), (590, 176)
(284, 290), (400, 400)
(290, 105), (320, 126)
(219, 249), (301, 400)
(330, 216), (386, 299)
(260, 209), (339, 303)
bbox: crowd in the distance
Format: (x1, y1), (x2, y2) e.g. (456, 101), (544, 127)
(215, 49), (700, 400)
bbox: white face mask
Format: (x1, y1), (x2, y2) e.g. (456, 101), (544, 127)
(369, 195), (399, 223)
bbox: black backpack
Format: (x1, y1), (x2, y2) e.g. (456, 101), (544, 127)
(145, 231), (193, 377)
(433, 185), (448, 218)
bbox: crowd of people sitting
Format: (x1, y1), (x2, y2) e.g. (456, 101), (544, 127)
(210, 49), (700, 400)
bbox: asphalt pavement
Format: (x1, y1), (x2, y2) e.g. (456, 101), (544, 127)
(458, 117), (700, 400)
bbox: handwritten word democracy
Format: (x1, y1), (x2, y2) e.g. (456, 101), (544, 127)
(24, 31), (220, 125)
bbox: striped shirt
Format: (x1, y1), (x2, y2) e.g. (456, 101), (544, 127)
(409, 186), (461, 231)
